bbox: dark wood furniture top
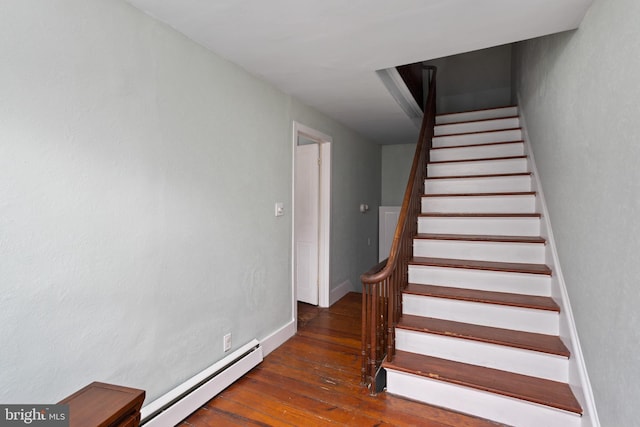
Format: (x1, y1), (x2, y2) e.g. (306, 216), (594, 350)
(59, 382), (145, 427)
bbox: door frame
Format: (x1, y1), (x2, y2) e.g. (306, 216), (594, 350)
(292, 122), (331, 319)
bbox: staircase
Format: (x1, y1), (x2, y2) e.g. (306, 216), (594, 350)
(382, 106), (583, 427)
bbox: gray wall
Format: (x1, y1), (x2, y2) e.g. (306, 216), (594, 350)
(513, 0), (640, 424)
(381, 143), (416, 206)
(0, 0), (379, 404)
(427, 44), (513, 114)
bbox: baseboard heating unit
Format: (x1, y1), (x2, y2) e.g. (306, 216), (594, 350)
(140, 339), (263, 426)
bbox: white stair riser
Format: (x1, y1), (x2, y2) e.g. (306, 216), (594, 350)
(418, 216), (541, 236)
(435, 107), (519, 125)
(408, 265), (551, 296)
(402, 293), (559, 335)
(433, 129), (522, 148)
(386, 370), (581, 427)
(435, 117), (520, 136)
(430, 142), (524, 162)
(413, 239), (546, 264)
(422, 194), (536, 214)
(396, 329), (568, 382)
(425, 175), (532, 194)
(428, 158), (528, 177)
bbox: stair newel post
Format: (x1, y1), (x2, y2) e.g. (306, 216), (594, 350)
(377, 280), (385, 364)
(369, 282), (378, 393)
(360, 286), (369, 386)
(387, 273), (396, 363)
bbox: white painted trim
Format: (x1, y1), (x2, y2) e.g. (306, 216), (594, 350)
(376, 67), (423, 127)
(141, 340), (262, 426)
(292, 122), (332, 308)
(260, 319), (296, 357)
(517, 102), (600, 427)
(329, 280), (353, 307)
(141, 320), (296, 426)
(319, 142), (331, 308)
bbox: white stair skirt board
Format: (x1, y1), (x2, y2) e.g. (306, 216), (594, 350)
(425, 174), (532, 195)
(408, 265), (551, 296)
(402, 293), (559, 335)
(436, 106), (519, 125)
(434, 117), (520, 136)
(385, 370), (582, 427)
(433, 129), (523, 148)
(422, 194), (536, 214)
(413, 238), (546, 264)
(427, 157), (529, 177)
(141, 340), (263, 427)
(429, 141), (524, 162)
(395, 329), (568, 382)
(418, 215), (541, 237)
(519, 106), (599, 426)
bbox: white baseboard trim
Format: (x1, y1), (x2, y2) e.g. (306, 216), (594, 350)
(260, 319), (296, 357)
(330, 280), (353, 306)
(517, 101), (600, 427)
(141, 340), (262, 426)
(140, 321), (296, 426)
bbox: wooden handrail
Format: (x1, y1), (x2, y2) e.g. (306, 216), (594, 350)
(361, 65), (437, 394)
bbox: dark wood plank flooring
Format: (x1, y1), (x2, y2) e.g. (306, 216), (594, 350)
(181, 292), (502, 426)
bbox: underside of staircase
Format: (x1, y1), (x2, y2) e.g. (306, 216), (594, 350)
(382, 106), (584, 427)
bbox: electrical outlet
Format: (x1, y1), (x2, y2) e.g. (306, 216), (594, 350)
(223, 333), (232, 352)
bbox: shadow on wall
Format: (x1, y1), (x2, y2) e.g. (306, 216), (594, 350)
(425, 44), (514, 114)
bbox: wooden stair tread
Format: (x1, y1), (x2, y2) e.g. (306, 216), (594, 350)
(431, 140), (524, 150)
(397, 315), (569, 357)
(383, 351), (582, 415)
(404, 283), (560, 312)
(414, 233), (545, 244)
(420, 212), (541, 218)
(410, 256), (552, 275)
(429, 155), (526, 165)
(434, 115), (520, 127)
(423, 191), (535, 197)
(426, 172), (531, 180)
(436, 105), (517, 118)
(436, 127), (521, 138)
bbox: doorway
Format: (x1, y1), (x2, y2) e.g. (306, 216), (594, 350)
(293, 122), (331, 308)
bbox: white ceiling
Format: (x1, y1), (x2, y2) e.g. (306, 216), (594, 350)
(125, 0), (592, 144)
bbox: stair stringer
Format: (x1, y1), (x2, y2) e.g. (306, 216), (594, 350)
(519, 108), (601, 427)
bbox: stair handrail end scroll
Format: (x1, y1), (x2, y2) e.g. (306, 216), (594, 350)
(361, 65), (437, 395)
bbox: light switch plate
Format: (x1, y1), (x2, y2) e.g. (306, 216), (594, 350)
(275, 202), (284, 217)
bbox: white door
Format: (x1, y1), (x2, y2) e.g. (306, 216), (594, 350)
(295, 142), (320, 305)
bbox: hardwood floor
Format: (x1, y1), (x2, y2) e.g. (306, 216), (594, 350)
(181, 292), (503, 426)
